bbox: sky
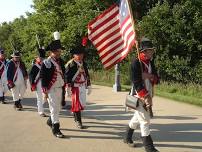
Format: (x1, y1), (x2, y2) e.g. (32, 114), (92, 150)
(0, 0), (34, 23)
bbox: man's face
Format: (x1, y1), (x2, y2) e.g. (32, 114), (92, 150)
(0, 54), (5, 60)
(13, 57), (20, 61)
(73, 53), (84, 62)
(143, 49), (154, 60)
(36, 57), (42, 63)
(51, 49), (61, 59)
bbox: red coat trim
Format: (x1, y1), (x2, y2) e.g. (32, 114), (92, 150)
(137, 89), (148, 98)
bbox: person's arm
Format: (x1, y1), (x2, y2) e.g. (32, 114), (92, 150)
(29, 65), (38, 91)
(150, 60), (160, 85)
(7, 61), (15, 89)
(131, 59), (148, 99)
(84, 62), (91, 87)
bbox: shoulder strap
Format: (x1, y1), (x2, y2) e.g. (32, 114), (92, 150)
(0, 61), (4, 71)
(34, 64), (41, 83)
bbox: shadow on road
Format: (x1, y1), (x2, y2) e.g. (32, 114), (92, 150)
(6, 96), (202, 151)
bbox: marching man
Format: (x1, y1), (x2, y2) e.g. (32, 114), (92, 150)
(65, 43), (92, 129)
(7, 51), (28, 111)
(29, 47), (47, 117)
(40, 32), (65, 138)
(0, 48), (8, 104)
(124, 38), (159, 152)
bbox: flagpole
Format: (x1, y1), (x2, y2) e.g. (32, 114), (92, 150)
(113, 0), (136, 92)
(113, 63), (121, 92)
(126, 0), (141, 61)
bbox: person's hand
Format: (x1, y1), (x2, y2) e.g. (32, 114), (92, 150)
(25, 80), (28, 89)
(143, 95), (154, 118)
(144, 95), (153, 107)
(66, 87), (72, 97)
(142, 73), (154, 80)
(8, 82), (15, 89)
(86, 86), (92, 95)
(43, 93), (48, 102)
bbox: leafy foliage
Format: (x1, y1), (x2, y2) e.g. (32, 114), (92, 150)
(0, 0), (201, 84)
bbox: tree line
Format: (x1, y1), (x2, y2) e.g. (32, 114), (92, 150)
(0, 0), (201, 84)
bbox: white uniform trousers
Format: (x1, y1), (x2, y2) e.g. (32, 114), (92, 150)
(48, 87), (62, 124)
(129, 101), (150, 136)
(10, 68), (26, 101)
(0, 80), (6, 97)
(77, 85), (87, 107)
(10, 83), (26, 101)
(0, 71), (8, 97)
(36, 81), (45, 114)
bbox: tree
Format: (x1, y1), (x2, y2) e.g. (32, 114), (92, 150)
(139, 0), (202, 83)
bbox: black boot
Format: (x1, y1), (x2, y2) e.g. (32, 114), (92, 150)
(142, 135), (159, 152)
(73, 112), (77, 122)
(123, 126), (135, 147)
(75, 111), (84, 129)
(52, 123), (64, 138)
(14, 100), (21, 110)
(18, 99), (23, 110)
(0, 96), (6, 104)
(47, 117), (52, 128)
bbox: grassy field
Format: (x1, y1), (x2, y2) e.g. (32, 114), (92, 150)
(90, 71), (202, 107)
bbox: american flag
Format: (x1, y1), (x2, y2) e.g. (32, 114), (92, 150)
(88, 0), (136, 69)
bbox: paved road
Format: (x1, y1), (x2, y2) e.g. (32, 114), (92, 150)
(0, 85), (202, 152)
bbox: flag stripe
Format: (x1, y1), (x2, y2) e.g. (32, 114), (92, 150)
(102, 31), (135, 64)
(93, 23), (120, 46)
(88, 5), (118, 28)
(89, 11), (119, 40)
(96, 30), (121, 50)
(100, 41), (124, 60)
(98, 35), (123, 55)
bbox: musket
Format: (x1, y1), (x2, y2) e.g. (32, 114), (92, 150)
(35, 34), (41, 48)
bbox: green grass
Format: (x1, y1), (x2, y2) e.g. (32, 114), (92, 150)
(90, 71), (202, 107)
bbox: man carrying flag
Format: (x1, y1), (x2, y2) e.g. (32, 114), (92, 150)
(88, 0), (159, 152)
(124, 38), (159, 152)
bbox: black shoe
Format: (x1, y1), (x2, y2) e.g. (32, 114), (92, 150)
(14, 101), (21, 111)
(18, 100), (23, 109)
(142, 135), (159, 152)
(123, 126), (135, 147)
(54, 130), (64, 138)
(0, 96), (6, 104)
(52, 123), (64, 138)
(1, 101), (6, 104)
(75, 121), (84, 129)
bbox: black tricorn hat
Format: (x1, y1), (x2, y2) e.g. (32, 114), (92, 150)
(46, 40), (65, 52)
(38, 47), (46, 58)
(0, 48), (4, 54)
(70, 45), (85, 55)
(139, 38), (155, 52)
(11, 51), (21, 57)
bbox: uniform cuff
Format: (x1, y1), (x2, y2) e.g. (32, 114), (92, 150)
(42, 87), (48, 94)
